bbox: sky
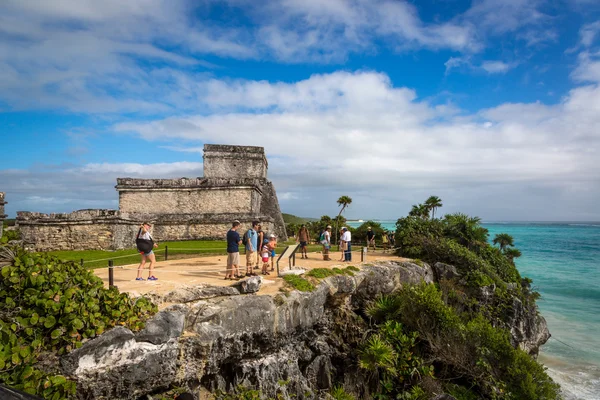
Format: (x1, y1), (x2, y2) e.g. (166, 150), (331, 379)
(1, 0), (600, 222)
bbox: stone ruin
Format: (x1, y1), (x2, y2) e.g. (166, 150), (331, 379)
(0, 192), (6, 238)
(15, 145), (287, 251)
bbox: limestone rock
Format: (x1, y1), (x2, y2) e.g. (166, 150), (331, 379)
(162, 284), (240, 303)
(233, 275), (263, 293)
(135, 306), (186, 345)
(433, 262), (461, 281)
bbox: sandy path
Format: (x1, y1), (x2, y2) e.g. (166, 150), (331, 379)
(94, 249), (403, 298)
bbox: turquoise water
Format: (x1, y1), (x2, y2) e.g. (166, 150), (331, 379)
(348, 221), (600, 399)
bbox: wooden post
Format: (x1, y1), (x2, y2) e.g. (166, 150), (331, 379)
(361, 247), (367, 262)
(80, 258), (84, 267)
(165, 245), (168, 261)
(108, 260), (114, 288)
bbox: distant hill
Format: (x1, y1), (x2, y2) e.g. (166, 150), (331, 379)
(282, 213), (317, 224)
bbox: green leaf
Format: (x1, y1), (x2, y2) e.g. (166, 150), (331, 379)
(72, 318), (84, 330)
(50, 329), (61, 339)
(30, 313), (39, 325)
(11, 352), (20, 365)
(20, 366), (34, 380)
(44, 315), (56, 328)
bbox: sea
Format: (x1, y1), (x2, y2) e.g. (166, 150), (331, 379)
(347, 220), (600, 399)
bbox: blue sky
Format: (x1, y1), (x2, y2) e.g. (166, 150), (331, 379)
(1, 0), (600, 221)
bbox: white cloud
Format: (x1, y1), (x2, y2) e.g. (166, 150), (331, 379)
(579, 21), (600, 47)
(571, 51), (600, 83)
(110, 70), (600, 220)
(445, 58), (518, 75)
(481, 61), (518, 74)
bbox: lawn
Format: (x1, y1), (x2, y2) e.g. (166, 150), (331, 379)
(45, 239), (328, 269)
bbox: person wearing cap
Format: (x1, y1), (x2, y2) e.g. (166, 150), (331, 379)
(341, 227), (352, 262)
(366, 226), (376, 252)
(322, 225), (332, 261)
(136, 222), (158, 281)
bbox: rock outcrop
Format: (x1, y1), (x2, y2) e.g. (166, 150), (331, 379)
(60, 260), (549, 399)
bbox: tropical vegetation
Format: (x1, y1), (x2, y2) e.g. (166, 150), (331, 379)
(0, 246), (156, 398)
(353, 197), (559, 399)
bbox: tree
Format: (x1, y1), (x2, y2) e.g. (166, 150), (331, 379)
(443, 213), (488, 250)
(493, 233), (514, 251)
(334, 195), (353, 245)
(424, 196), (443, 219)
(409, 204), (429, 219)
(504, 247), (522, 263)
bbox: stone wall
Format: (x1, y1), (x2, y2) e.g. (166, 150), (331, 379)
(117, 178), (262, 215)
(17, 210), (277, 251)
(17, 210), (128, 252)
(203, 144), (267, 179)
(0, 192), (6, 238)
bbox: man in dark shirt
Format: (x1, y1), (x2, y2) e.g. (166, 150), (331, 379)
(366, 227), (376, 252)
(226, 220), (242, 280)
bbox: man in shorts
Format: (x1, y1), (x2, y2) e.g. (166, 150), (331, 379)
(297, 224), (310, 259)
(225, 220), (242, 280)
(245, 221), (259, 277)
(322, 225), (332, 261)
(366, 227), (376, 252)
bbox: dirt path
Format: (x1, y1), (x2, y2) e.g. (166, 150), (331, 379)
(94, 249), (403, 298)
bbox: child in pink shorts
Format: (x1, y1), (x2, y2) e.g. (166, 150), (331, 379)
(261, 241), (271, 275)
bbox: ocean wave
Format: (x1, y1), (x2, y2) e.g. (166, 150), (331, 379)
(568, 224), (600, 227)
(540, 354), (600, 400)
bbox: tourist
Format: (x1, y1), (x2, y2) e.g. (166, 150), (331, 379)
(338, 228), (346, 261)
(244, 221), (259, 277)
(366, 227), (376, 252)
(389, 231), (395, 248)
(136, 222), (159, 281)
(341, 227), (352, 262)
(261, 238), (271, 275)
(322, 225), (332, 261)
(225, 220), (242, 280)
(382, 230), (389, 253)
(269, 234), (277, 271)
(297, 224), (310, 259)
(255, 223), (264, 270)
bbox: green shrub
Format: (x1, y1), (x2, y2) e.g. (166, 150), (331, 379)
(282, 275), (315, 292)
(306, 266), (358, 279)
(0, 229), (20, 244)
(0, 246), (157, 398)
(366, 284), (561, 400)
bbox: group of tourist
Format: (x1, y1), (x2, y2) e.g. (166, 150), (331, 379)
(298, 224), (353, 262)
(134, 221), (395, 282)
(225, 220), (277, 280)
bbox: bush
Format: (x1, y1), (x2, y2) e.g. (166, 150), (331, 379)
(361, 284), (560, 400)
(0, 246), (157, 398)
(282, 275), (315, 292)
(0, 229), (20, 244)
(352, 221), (386, 243)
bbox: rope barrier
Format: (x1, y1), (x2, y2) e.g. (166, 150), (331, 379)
(82, 247), (378, 265)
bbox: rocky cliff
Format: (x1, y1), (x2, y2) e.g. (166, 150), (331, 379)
(58, 260), (550, 400)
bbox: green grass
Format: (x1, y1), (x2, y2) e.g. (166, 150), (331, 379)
(282, 275), (315, 292)
(43, 239), (332, 269)
(306, 266), (360, 279)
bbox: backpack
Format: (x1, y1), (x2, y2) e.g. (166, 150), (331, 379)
(242, 230), (250, 246)
(319, 231), (326, 243)
(136, 228), (154, 254)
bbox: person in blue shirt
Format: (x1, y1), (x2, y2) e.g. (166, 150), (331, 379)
(225, 220), (242, 280)
(244, 221), (259, 277)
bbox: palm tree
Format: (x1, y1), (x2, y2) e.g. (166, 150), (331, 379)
(493, 233), (514, 251)
(443, 213), (488, 249)
(409, 204), (429, 219)
(334, 196), (353, 245)
(504, 247), (522, 263)
(424, 196), (443, 219)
